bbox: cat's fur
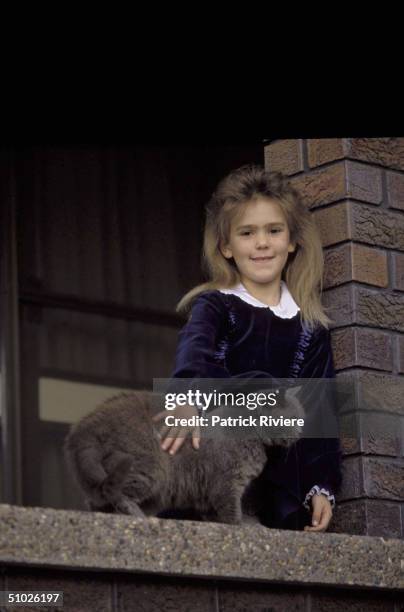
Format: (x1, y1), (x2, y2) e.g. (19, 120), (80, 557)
(64, 389), (303, 525)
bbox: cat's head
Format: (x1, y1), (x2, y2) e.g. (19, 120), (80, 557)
(258, 385), (305, 448)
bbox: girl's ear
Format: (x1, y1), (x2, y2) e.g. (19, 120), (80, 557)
(220, 243), (233, 259)
(288, 242), (297, 253)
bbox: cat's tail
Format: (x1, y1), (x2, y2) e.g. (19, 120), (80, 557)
(64, 440), (104, 491)
(101, 454), (134, 502)
(65, 436), (136, 505)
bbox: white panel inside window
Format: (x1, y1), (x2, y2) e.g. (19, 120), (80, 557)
(39, 377), (136, 424)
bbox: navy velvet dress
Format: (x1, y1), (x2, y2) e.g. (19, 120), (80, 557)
(171, 284), (343, 529)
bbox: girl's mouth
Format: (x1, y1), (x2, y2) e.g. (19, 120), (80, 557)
(251, 256), (275, 262)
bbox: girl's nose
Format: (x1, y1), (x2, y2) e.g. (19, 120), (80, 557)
(255, 233), (270, 248)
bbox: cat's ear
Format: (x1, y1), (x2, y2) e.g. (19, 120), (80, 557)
(284, 385), (302, 400)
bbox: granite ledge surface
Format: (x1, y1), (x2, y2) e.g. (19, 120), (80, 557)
(0, 504), (403, 591)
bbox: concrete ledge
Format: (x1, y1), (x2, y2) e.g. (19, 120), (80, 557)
(0, 504), (403, 592)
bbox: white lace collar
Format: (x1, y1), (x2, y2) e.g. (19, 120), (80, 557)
(219, 280), (300, 319)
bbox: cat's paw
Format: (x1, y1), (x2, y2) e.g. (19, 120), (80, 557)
(114, 499), (146, 517)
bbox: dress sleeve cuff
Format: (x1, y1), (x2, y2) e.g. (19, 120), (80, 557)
(303, 485), (336, 510)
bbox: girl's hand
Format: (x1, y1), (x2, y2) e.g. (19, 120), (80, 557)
(152, 404), (201, 455)
(304, 494), (333, 532)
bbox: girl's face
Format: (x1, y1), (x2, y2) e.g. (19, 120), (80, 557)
(220, 197), (296, 289)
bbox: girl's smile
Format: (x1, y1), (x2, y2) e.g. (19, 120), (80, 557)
(251, 256), (275, 262)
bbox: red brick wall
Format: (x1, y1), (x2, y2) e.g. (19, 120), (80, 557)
(265, 138), (404, 537)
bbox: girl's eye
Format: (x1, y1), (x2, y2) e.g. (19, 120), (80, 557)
(239, 228), (283, 236)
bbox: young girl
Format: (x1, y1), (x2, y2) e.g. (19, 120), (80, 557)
(153, 164), (342, 532)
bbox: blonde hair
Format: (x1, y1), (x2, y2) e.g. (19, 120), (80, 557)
(176, 164), (332, 330)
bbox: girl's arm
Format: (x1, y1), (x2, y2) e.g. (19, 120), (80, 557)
(156, 291), (230, 454)
(167, 291), (231, 410)
(296, 325), (343, 507)
(172, 291), (231, 380)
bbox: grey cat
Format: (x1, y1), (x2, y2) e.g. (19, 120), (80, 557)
(64, 388), (303, 525)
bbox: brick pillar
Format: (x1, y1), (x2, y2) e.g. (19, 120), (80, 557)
(264, 138), (404, 538)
